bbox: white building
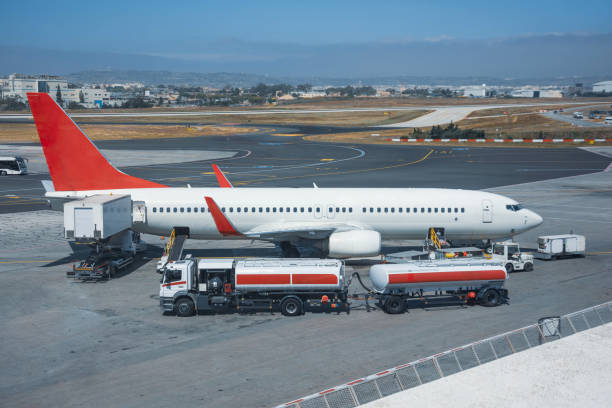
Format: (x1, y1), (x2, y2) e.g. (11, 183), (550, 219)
(0, 74), (68, 102)
(0, 74), (111, 108)
(462, 84), (486, 97)
(592, 81), (612, 93)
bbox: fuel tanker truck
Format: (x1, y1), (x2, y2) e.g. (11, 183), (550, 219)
(369, 260), (509, 314)
(160, 257), (350, 317)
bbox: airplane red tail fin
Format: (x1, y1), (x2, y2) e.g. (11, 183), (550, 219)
(27, 92), (166, 191)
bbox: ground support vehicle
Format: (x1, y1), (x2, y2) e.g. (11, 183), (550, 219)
(489, 241), (534, 273)
(64, 195), (132, 241)
(0, 156), (28, 175)
(68, 249), (135, 281)
(369, 260), (508, 314)
(67, 230), (146, 281)
(534, 234), (586, 260)
(160, 258), (350, 317)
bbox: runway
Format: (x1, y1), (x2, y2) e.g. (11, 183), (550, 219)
(0, 101), (597, 127)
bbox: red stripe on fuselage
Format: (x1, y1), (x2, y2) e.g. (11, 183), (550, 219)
(388, 270), (505, 284)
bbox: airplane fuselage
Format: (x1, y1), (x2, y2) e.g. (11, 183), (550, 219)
(47, 187), (543, 241)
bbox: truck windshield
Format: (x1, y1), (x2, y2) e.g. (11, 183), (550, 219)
(164, 269), (183, 283)
(493, 245), (505, 255)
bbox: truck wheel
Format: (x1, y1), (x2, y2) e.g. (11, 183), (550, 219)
(480, 289), (501, 307)
(524, 262), (533, 272)
(384, 296), (406, 314)
(175, 298), (195, 317)
(505, 263), (514, 273)
(280, 297), (302, 317)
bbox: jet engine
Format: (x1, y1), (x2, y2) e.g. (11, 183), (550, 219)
(324, 230), (381, 258)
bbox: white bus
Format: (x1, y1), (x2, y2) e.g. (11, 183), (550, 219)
(0, 156), (28, 175)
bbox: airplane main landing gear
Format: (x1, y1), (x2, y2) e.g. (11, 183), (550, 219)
(279, 241), (300, 258)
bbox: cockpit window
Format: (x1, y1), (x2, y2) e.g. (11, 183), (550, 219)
(506, 203), (524, 212)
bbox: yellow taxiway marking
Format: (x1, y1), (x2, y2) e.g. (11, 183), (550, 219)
(274, 133), (303, 137)
(3, 195), (21, 199)
(320, 158), (334, 161)
(588, 251), (612, 255)
(201, 172), (215, 175)
(238, 149), (434, 185)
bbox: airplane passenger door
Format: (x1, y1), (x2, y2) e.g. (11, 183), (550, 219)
(132, 201), (147, 224)
(482, 199), (492, 223)
(326, 204), (335, 219)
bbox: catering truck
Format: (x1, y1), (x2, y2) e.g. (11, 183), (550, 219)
(534, 234), (586, 260)
(369, 260), (508, 314)
(160, 257), (350, 317)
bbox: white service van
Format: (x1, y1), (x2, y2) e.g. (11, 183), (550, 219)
(0, 156), (28, 175)
(604, 117), (612, 125)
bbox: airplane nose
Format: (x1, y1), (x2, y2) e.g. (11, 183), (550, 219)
(528, 210), (543, 228)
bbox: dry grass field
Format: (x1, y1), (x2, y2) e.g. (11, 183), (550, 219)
(0, 123), (260, 143)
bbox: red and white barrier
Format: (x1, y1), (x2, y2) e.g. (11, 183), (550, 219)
(388, 138), (612, 143)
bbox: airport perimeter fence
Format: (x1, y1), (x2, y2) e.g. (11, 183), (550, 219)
(275, 300), (612, 408)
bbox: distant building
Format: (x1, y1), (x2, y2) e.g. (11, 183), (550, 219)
(539, 90), (563, 98)
(592, 81), (612, 93)
(462, 84), (486, 98)
(0, 73), (67, 102)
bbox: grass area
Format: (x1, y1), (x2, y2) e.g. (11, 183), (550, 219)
(305, 113), (612, 146)
(71, 109), (431, 127)
(0, 123), (260, 143)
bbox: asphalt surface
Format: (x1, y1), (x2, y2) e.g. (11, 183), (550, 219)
(1, 125), (610, 214)
(0, 126), (611, 408)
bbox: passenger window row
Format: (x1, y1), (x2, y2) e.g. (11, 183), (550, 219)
(151, 206), (465, 214)
(362, 207), (465, 214)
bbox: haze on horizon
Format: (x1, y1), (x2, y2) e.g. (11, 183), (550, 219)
(1, 0), (611, 79)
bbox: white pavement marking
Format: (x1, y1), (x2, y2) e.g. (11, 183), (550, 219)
(362, 322), (612, 408)
(0, 145), (236, 174)
(377, 102), (595, 128)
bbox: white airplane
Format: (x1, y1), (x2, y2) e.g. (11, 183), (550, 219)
(28, 92), (543, 257)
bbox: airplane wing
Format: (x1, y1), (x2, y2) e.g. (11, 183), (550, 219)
(205, 196), (365, 241)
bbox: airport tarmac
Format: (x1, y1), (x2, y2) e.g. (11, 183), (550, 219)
(0, 128), (609, 213)
(0, 136), (611, 408)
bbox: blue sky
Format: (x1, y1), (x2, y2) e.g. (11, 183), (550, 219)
(2, 1), (611, 77)
(3, 0), (612, 52)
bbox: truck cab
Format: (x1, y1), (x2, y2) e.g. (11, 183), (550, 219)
(490, 241), (534, 273)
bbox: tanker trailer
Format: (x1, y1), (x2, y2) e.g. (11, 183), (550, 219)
(369, 260), (508, 314)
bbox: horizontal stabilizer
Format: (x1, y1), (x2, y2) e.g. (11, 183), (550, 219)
(212, 164), (233, 188)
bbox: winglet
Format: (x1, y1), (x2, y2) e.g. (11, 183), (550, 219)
(212, 164), (233, 188)
(204, 196), (241, 236)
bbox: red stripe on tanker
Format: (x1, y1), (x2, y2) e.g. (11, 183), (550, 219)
(236, 274), (291, 285)
(370, 261), (507, 293)
(388, 269), (506, 284)
(233, 259), (344, 291)
(292, 274), (338, 285)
